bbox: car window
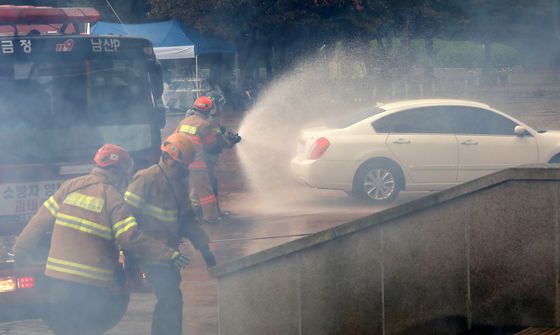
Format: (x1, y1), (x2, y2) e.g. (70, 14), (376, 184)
(372, 107), (454, 134)
(329, 108), (384, 128)
(449, 107), (518, 135)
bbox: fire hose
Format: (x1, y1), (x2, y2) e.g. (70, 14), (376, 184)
(209, 233), (312, 244)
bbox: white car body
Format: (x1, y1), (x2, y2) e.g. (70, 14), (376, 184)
(291, 99), (560, 201)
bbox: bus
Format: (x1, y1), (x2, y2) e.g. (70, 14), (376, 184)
(0, 6), (165, 324)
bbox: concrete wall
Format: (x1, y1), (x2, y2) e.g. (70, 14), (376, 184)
(212, 166), (560, 335)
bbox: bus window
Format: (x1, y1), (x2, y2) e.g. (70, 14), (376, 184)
(0, 59), (156, 164)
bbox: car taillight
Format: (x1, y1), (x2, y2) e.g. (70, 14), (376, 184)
(17, 276), (35, 289)
(0, 276), (35, 293)
(0, 276), (16, 292)
(308, 137), (330, 160)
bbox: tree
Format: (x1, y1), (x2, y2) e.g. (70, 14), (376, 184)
(149, 0), (336, 85)
(57, 0), (152, 23)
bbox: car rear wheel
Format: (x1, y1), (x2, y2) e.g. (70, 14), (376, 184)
(355, 163), (400, 203)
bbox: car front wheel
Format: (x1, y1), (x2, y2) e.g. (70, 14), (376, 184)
(355, 163), (401, 203)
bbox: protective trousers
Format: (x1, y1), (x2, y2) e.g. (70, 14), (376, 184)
(188, 169), (219, 222)
(206, 157), (221, 210)
(142, 264), (183, 335)
(48, 278), (129, 335)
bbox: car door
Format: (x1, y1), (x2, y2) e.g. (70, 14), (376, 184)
(373, 107), (458, 185)
(452, 107), (538, 182)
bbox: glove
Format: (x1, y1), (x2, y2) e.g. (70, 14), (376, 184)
(225, 132), (242, 144)
(170, 251), (190, 269)
(200, 245), (216, 268)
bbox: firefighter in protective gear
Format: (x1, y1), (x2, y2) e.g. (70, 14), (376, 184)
(14, 144), (188, 335)
(124, 133), (215, 335)
(177, 96), (221, 223)
(203, 91), (241, 216)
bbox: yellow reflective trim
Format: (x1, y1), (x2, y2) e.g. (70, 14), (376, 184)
(144, 204), (177, 222)
(124, 192), (176, 222)
(114, 222), (137, 238)
(44, 196), (59, 217)
(47, 257), (112, 274)
(113, 216), (136, 230)
(124, 191), (141, 202)
(146, 204), (176, 217)
(124, 191), (142, 208)
(48, 196), (60, 210)
(179, 125), (198, 135)
(55, 213), (112, 240)
(55, 220), (112, 240)
(212, 127), (222, 134)
(46, 264), (112, 282)
(113, 216), (138, 238)
(57, 213), (110, 232)
(63, 192), (104, 213)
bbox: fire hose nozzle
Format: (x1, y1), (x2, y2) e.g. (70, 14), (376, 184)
(226, 132), (242, 144)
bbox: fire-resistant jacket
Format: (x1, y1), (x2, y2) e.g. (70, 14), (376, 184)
(124, 160), (210, 254)
(14, 168), (176, 288)
(176, 111), (217, 171)
(204, 117), (235, 180)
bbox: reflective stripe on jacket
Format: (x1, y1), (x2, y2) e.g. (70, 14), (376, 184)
(124, 160), (210, 254)
(188, 161), (208, 170)
(15, 168), (175, 288)
(176, 112), (216, 171)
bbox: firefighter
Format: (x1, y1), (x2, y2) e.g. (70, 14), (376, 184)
(203, 91), (241, 217)
(124, 133), (216, 335)
(14, 144), (190, 335)
(176, 96), (222, 223)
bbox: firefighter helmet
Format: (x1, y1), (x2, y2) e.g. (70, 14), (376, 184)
(94, 144), (133, 174)
(192, 96), (215, 113)
(161, 133), (195, 165)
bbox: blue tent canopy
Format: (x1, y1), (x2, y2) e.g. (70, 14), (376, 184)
(91, 20), (235, 59)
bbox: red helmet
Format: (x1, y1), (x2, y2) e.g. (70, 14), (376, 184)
(192, 96), (214, 113)
(94, 144), (133, 174)
(161, 133), (195, 165)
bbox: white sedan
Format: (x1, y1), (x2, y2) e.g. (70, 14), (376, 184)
(290, 99), (560, 203)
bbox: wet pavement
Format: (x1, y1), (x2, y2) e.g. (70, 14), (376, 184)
(0, 189), (424, 334)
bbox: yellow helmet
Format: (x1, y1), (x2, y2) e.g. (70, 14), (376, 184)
(161, 133), (195, 165)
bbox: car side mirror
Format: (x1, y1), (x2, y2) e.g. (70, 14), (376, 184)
(514, 125), (527, 136)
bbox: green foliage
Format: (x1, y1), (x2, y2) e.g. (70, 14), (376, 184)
(491, 43), (522, 68)
(54, 0), (151, 22)
(368, 38), (521, 69)
(435, 41), (521, 68)
(435, 41), (484, 68)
